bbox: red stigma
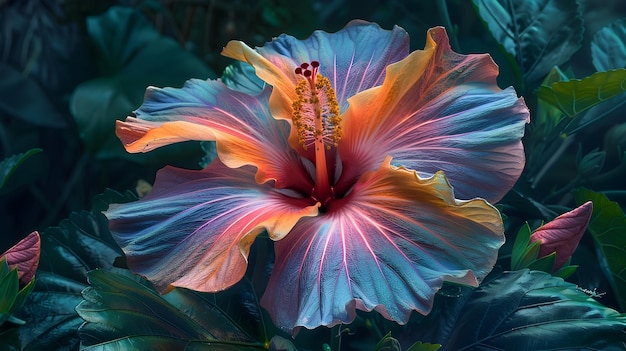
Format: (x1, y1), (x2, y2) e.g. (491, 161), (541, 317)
(295, 61), (320, 85)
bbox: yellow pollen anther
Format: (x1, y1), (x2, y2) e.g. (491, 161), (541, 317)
(291, 66), (341, 150)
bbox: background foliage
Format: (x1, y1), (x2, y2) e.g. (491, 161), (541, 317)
(2, 0), (626, 350)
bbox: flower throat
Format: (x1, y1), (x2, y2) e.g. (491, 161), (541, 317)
(292, 61), (341, 206)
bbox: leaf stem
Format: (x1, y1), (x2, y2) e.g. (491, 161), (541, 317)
(330, 324), (343, 351)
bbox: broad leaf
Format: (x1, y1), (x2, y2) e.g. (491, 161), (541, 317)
(0, 259), (19, 325)
(592, 18), (626, 71)
(536, 69), (626, 117)
(374, 332), (401, 351)
(2, 190), (135, 350)
(0, 149), (42, 190)
(70, 6), (214, 164)
(575, 189), (626, 311)
(0, 64), (66, 128)
(76, 269), (265, 351)
(414, 270), (626, 350)
(472, 0), (583, 84)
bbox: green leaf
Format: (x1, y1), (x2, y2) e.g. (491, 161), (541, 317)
(374, 332), (401, 351)
(592, 18), (626, 71)
(4, 190), (134, 350)
(406, 341), (441, 351)
(553, 264), (578, 279)
(518, 240), (541, 270)
(0, 148), (42, 190)
(0, 259), (19, 325)
(472, 0), (583, 84)
(76, 269), (265, 350)
(526, 251), (556, 273)
(414, 270), (626, 350)
(510, 222), (532, 270)
(0, 64), (66, 128)
(70, 6), (215, 164)
(536, 69), (626, 117)
(574, 189), (626, 311)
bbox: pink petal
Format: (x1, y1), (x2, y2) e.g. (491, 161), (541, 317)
(1, 231), (40, 286)
(105, 159), (318, 293)
(338, 27), (529, 203)
(530, 201), (593, 270)
(261, 157), (504, 331)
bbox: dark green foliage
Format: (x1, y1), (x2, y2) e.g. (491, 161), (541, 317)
(0, 149), (42, 190)
(472, 0), (584, 88)
(413, 270), (626, 350)
(575, 189), (626, 312)
(76, 269), (265, 351)
(1, 189), (135, 350)
(537, 69), (626, 118)
(1, 1), (626, 350)
(70, 6), (215, 163)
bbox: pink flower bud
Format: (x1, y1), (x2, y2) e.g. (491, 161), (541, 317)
(530, 202), (593, 271)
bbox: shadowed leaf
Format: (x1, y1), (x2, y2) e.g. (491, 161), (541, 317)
(76, 269), (265, 351)
(592, 18), (626, 71)
(2, 190), (135, 350)
(575, 189), (626, 311)
(536, 69), (626, 117)
(472, 0), (583, 84)
(0, 149), (42, 190)
(414, 270), (626, 350)
(70, 6), (214, 164)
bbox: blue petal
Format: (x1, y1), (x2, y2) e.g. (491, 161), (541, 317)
(105, 160), (317, 293)
(257, 20), (410, 112)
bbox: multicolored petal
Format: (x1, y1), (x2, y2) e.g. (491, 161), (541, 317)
(261, 157), (504, 331)
(105, 160), (319, 293)
(222, 20), (409, 148)
(338, 27), (529, 203)
(116, 79), (310, 188)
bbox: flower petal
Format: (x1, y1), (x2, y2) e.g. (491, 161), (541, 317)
(338, 27), (529, 202)
(222, 20), (409, 149)
(261, 157), (504, 331)
(530, 201), (593, 270)
(105, 160), (318, 293)
(116, 79), (310, 187)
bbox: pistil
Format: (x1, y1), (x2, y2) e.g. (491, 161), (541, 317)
(292, 61), (341, 205)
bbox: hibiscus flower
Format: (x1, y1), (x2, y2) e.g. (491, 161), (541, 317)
(105, 20), (529, 331)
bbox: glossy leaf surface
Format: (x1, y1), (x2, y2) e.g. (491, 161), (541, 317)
(472, 0), (583, 84)
(413, 270), (626, 350)
(76, 269), (264, 351)
(536, 69), (626, 117)
(2, 190), (135, 350)
(575, 189), (626, 311)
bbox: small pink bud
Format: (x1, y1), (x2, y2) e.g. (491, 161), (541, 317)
(1, 231), (41, 286)
(530, 202), (593, 271)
